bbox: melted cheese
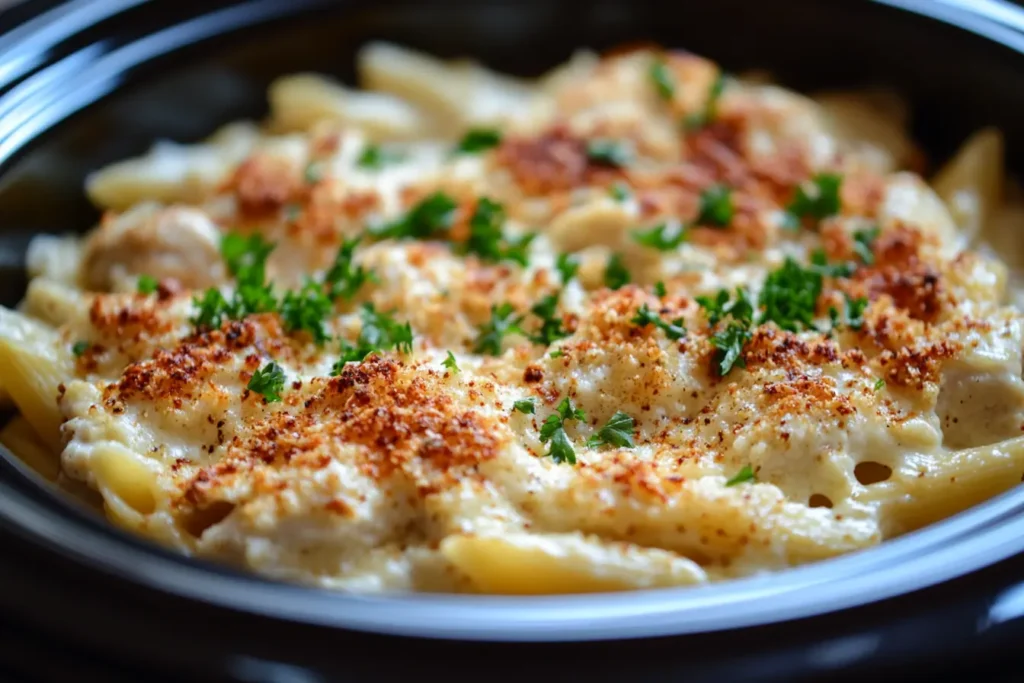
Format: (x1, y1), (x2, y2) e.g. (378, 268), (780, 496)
(10, 43), (1024, 594)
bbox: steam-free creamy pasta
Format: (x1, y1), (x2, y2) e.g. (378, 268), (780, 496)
(2, 42), (1024, 594)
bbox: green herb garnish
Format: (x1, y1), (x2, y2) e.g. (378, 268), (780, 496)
(456, 128), (502, 154)
(191, 288), (233, 330)
(586, 411), (636, 449)
(72, 341), (89, 357)
(280, 280), (333, 345)
(442, 351), (460, 373)
(783, 173), (843, 229)
(304, 162), (323, 184)
(373, 191), (458, 240)
(710, 322), (752, 376)
(248, 361), (286, 403)
(473, 303), (524, 356)
(539, 396), (587, 465)
(684, 71), (725, 130)
(357, 145), (404, 169)
(608, 182), (632, 202)
(696, 287), (754, 327)
(513, 398), (536, 414)
(654, 281), (667, 297)
(331, 303), (414, 373)
(556, 253), (579, 285)
(323, 236), (375, 301)
(696, 184), (734, 227)
(649, 60), (676, 101)
(603, 253), (631, 290)
(528, 293), (570, 346)
(631, 303), (687, 340)
(853, 226), (881, 265)
(725, 465), (756, 487)
(461, 197), (535, 266)
(874, 378), (885, 391)
(586, 139), (632, 168)
(829, 293), (868, 332)
(137, 275), (158, 295)
(632, 221), (688, 251)
(550, 349), (565, 358)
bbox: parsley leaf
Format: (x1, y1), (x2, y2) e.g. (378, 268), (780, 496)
(456, 128), (502, 154)
(654, 281), (667, 297)
(603, 253), (631, 290)
(608, 182), (632, 202)
(696, 184), (734, 227)
(810, 249), (855, 279)
(460, 197), (536, 266)
(853, 226), (881, 265)
(513, 398), (536, 414)
(632, 221), (688, 251)
(137, 275), (158, 295)
(323, 236), (374, 301)
(711, 322), (752, 376)
(696, 287), (754, 326)
(221, 233), (274, 283)
(758, 257), (822, 332)
(556, 253), (579, 285)
(304, 162), (323, 184)
(829, 292), (868, 332)
(684, 71), (725, 130)
(874, 377), (885, 391)
(357, 145), (403, 169)
(586, 411), (636, 449)
(442, 350), (460, 373)
(191, 288), (232, 330)
(649, 60), (676, 101)
(374, 191), (458, 240)
(248, 361), (286, 403)
(586, 139), (632, 168)
(550, 349), (564, 358)
(473, 303), (524, 356)
(331, 303), (414, 373)
(280, 280), (333, 344)
(784, 173), (843, 229)
(631, 303), (687, 340)
(725, 465), (756, 487)
(539, 396), (586, 465)
(72, 341), (89, 357)
(528, 293), (570, 346)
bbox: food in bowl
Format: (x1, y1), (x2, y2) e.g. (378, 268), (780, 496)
(1, 42), (1022, 594)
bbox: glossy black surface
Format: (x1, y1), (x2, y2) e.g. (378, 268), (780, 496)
(2, 0), (1024, 680)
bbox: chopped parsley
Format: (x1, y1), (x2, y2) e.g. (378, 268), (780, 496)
(696, 184), (734, 227)
(373, 191), (458, 240)
(556, 253), (579, 285)
(280, 280), (333, 344)
(462, 197), (535, 266)
(71, 341), (89, 357)
(190, 288), (233, 330)
(684, 71), (725, 130)
(442, 350), (460, 373)
(631, 303), (687, 340)
(710, 322), (752, 376)
(586, 411), (636, 449)
(357, 145), (403, 169)
(473, 303), (524, 356)
(874, 377), (885, 391)
(632, 221), (688, 251)
(248, 361), (286, 403)
(810, 249), (855, 279)
(852, 226), (881, 265)
(654, 281), (667, 297)
(331, 303), (414, 372)
(586, 139), (632, 168)
(221, 233), (274, 282)
(539, 396), (586, 465)
(608, 182), (632, 202)
(528, 293), (570, 346)
(304, 162), (323, 185)
(783, 173), (843, 229)
(323, 236), (374, 301)
(550, 349), (565, 358)
(696, 287), (754, 327)
(725, 465), (756, 487)
(456, 128), (502, 154)
(758, 257), (822, 332)
(649, 60), (676, 101)
(829, 293), (868, 332)
(603, 253), (631, 290)
(513, 398), (536, 414)
(137, 275), (158, 295)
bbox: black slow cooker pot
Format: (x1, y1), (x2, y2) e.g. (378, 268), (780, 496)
(2, 1), (1024, 680)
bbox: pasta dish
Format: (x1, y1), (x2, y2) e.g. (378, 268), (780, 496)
(2, 42), (1023, 594)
